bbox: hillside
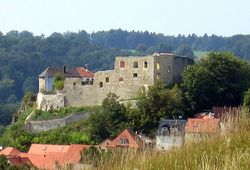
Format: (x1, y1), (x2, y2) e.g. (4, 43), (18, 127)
(1, 30), (250, 126)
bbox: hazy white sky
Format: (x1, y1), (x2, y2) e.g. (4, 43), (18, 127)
(0, 0), (249, 36)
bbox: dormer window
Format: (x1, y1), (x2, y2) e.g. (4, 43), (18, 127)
(120, 138), (129, 145)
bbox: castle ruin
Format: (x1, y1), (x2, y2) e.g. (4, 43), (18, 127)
(37, 53), (193, 110)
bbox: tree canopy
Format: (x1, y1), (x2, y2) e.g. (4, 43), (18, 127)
(182, 52), (250, 113)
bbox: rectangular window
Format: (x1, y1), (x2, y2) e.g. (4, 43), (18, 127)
(106, 77), (109, 82)
(120, 61), (125, 68)
(144, 61), (148, 68)
(99, 82), (103, 88)
(133, 73), (138, 77)
(119, 77), (123, 82)
(133, 61), (138, 68)
(120, 138), (129, 145)
(157, 73), (160, 79)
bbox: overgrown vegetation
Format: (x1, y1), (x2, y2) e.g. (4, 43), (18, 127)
(52, 74), (65, 91)
(32, 106), (96, 120)
(88, 109), (250, 170)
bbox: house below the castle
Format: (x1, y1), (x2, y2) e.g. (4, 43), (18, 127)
(156, 119), (186, 150)
(99, 128), (153, 150)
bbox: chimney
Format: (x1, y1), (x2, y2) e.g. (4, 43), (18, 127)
(63, 65), (66, 73)
(84, 64), (88, 72)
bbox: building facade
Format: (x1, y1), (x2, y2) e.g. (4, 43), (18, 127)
(156, 119), (186, 150)
(37, 53), (193, 109)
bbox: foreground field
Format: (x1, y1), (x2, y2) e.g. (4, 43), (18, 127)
(96, 111), (250, 170)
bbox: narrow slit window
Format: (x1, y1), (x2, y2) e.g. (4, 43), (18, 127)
(157, 73), (160, 79)
(99, 82), (103, 88)
(106, 77), (109, 82)
(144, 61), (148, 68)
(157, 62), (160, 69)
(168, 65), (171, 72)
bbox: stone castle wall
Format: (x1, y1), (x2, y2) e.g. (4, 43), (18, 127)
(24, 112), (90, 133)
(37, 54), (193, 108)
(37, 92), (64, 111)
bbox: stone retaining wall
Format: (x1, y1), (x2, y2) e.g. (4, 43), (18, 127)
(24, 112), (90, 133)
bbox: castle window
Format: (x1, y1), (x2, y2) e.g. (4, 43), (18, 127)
(120, 61), (125, 68)
(168, 65), (171, 72)
(157, 62), (160, 70)
(119, 77), (123, 82)
(133, 73), (138, 77)
(133, 61), (138, 68)
(144, 61), (148, 68)
(73, 82), (76, 86)
(120, 138), (129, 145)
(106, 77), (109, 82)
(157, 73), (160, 79)
(99, 82), (103, 88)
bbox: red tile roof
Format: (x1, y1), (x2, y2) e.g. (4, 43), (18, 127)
(27, 144), (90, 170)
(39, 66), (94, 78)
(7, 156), (32, 167)
(0, 147), (21, 156)
(185, 118), (220, 133)
(0, 147), (32, 167)
(76, 67), (94, 77)
(0, 144), (90, 170)
(106, 129), (141, 148)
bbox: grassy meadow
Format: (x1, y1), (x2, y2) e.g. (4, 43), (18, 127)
(94, 109), (250, 170)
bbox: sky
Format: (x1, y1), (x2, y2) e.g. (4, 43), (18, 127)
(0, 0), (250, 37)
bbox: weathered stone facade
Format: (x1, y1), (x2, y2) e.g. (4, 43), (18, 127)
(37, 53), (193, 109)
(37, 92), (64, 111)
(24, 112), (90, 133)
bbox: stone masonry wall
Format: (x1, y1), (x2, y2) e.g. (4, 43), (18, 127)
(24, 112), (90, 133)
(37, 54), (194, 108)
(37, 92), (64, 111)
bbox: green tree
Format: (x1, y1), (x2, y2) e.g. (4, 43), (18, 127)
(101, 93), (127, 137)
(53, 74), (65, 90)
(135, 81), (184, 135)
(243, 88), (250, 108)
(182, 52), (250, 113)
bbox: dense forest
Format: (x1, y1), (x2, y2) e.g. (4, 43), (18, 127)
(0, 29), (250, 126)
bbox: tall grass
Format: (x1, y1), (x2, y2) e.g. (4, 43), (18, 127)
(95, 108), (250, 170)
